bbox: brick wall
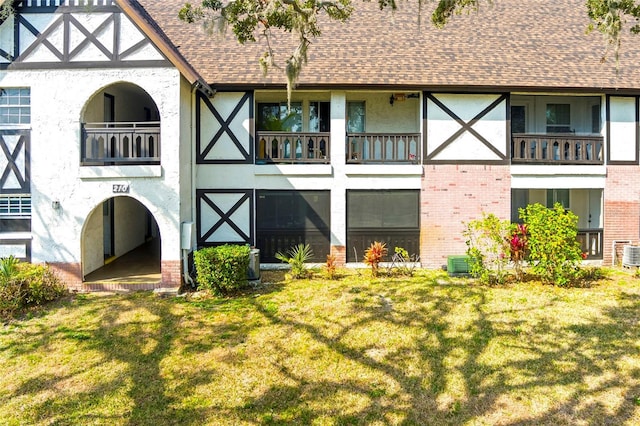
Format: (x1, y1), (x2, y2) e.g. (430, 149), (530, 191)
(161, 260), (182, 288)
(330, 245), (346, 266)
(603, 165), (640, 265)
(421, 164), (511, 268)
(48, 262), (83, 291)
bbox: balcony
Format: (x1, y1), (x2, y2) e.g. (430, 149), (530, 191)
(511, 134), (603, 165)
(81, 122), (160, 166)
(347, 133), (420, 164)
(256, 132), (330, 164)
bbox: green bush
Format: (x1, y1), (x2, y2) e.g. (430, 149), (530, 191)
(0, 259), (65, 318)
(193, 245), (251, 294)
(18, 264), (66, 305)
(519, 203), (583, 286)
(463, 213), (512, 284)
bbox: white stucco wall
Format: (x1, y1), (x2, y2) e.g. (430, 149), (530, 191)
(82, 204), (103, 275)
(609, 96), (638, 162)
(114, 196), (148, 256)
(345, 91), (420, 133)
(0, 66), (186, 266)
(426, 93), (507, 161)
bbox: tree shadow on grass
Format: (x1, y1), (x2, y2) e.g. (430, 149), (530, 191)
(0, 293), (218, 425)
(233, 277), (640, 424)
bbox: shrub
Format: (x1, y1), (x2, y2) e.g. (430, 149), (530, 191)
(324, 254), (337, 280)
(509, 223), (528, 280)
(18, 263), (66, 305)
(0, 255), (19, 280)
(193, 245), (251, 294)
(0, 260), (65, 319)
(364, 241), (387, 277)
(519, 203), (583, 286)
(574, 265), (607, 286)
(389, 246), (419, 276)
(275, 243), (313, 279)
(463, 213), (512, 284)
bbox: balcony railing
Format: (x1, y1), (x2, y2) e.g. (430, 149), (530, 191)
(347, 133), (420, 164)
(81, 122), (160, 166)
(256, 132), (330, 164)
(577, 228), (603, 260)
(511, 133), (603, 165)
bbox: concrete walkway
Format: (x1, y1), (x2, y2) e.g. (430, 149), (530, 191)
(83, 239), (161, 290)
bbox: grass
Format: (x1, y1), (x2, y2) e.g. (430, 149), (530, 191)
(1, 268), (640, 425)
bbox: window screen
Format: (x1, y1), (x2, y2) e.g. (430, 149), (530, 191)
(257, 190), (330, 231)
(347, 190), (419, 229)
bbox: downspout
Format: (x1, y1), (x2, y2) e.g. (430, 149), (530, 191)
(182, 81), (216, 287)
(182, 81), (208, 287)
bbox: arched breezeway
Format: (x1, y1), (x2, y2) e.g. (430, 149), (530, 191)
(81, 196), (161, 287)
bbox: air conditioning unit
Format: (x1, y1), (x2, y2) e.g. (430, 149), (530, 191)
(248, 248), (261, 280)
(447, 255), (470, 275)
(622, 245), (640, 268)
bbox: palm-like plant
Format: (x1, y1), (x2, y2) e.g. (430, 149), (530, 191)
(0, 255), (19, 281)
(275, 243), (314, 279)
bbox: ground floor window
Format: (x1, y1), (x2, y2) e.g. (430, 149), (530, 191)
(346, 189), (420, 262)
(0, 194), (31, 232)
(256, 190), (330, 262)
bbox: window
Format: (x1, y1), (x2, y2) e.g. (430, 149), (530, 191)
(256, 190), (330, 262)
(0, 88), (31, 125)
(309, 101), (330, 132)
(511, 189), (529, 223)
(547, 189), (569, 209)
(346, 190), (419, 262)
(0, 195), (31, 217)
(511, 105), (526, 134)
(257, 102), (302, 131)
(591, 104), (601, 134)
(347, 101), (365, 133)
(546, 104), (571, 133)
(0, 195), (31, 232)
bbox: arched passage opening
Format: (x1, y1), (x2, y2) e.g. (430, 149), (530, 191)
(81, 82), (160, 166)
(82, 196), (160, 285)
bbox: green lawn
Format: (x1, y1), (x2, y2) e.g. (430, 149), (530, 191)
(1, 269), (640, 425)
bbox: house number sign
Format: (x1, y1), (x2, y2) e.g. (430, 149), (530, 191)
(112, 184), (130, 194)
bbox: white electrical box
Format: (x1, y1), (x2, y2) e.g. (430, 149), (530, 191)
(181, 221), (194, 250)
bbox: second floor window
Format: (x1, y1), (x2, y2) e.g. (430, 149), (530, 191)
(309, 101), (330, 132)
(546, 104), (571, 133)
(257, 102), (302, 132)
(0, 88), (30, 125)
(347, 101), (365, 133)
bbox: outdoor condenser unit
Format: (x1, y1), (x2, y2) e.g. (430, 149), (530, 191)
(622, 245), (640, 268)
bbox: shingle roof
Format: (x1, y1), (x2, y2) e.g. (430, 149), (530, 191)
(133, 0), (640, 92)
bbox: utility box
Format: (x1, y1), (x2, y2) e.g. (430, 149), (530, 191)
(181, 222), (194, 250)
(248, 248), (261, 280)
(447, 255), (470, 275)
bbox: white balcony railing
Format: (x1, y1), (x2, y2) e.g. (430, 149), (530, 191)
(81, 122), (160, 166)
